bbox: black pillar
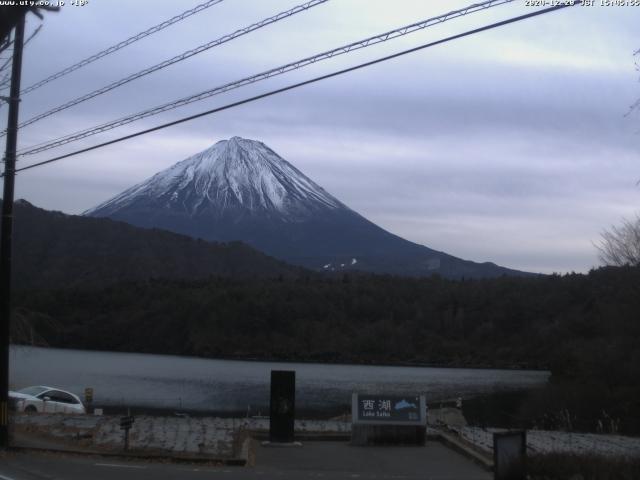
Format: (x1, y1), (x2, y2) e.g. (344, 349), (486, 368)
(0, 13), (26, 449)
(269, 370), (295, 443)
(493, 431), (527, 480)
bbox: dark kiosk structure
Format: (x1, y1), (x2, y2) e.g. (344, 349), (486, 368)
(269, 370), (296, 443)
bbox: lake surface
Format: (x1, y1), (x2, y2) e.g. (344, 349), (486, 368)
(10, 346), (548, 414)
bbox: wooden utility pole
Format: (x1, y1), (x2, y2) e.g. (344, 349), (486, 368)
(0, 12), (25, 449)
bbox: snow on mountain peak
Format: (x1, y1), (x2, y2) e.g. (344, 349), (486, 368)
(84, 137), (345, 218)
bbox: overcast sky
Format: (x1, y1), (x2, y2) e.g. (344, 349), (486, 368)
(3, 0), (639, 274)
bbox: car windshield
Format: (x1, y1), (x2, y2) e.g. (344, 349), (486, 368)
(17, 386), (49, 397)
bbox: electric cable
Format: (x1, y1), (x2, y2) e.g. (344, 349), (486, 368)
(14, 0), (227, 95)
(4, 0), (328, 137)
(11, 1), (581, 175)
(16, 0), (519, 156)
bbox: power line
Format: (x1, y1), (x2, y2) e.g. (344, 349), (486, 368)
(2, 0), (328, 137)
(0, 38), (12, 56)
(22, 23), (42, 48)
(11, 0), (226, 96)
(11, 2), (580, 175)
(0, 25), (41, 103)
(0, 53), (12, 77)
(0, 64), (11, 91)
(17, 0), (518, 157)
(0, 34), (13, 88)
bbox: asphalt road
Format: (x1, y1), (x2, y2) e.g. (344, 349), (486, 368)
(0, 441), (491, 480)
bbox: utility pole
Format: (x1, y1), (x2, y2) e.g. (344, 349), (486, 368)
(0, 13), (25, 449)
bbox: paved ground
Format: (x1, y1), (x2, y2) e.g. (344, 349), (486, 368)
(0, 441), (490, 480)
(254, 440), (491, 479)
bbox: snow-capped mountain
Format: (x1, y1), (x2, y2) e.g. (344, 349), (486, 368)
(86, 137), (344, 220)
(85, 136), (528, 278)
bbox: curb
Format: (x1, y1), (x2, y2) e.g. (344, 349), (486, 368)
(431, 429), (493, 471)
(12, 426), (491, 471)
(9, 443), (249, 466)
(249, 432), (351, 442)
(228, 437), (252, 466)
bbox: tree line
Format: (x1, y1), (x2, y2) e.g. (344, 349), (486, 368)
(12, 265), (640, 433)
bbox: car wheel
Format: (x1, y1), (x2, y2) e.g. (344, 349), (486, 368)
(24, 405), (37, 414)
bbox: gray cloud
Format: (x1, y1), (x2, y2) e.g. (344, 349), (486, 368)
(7, 0), (640, 274)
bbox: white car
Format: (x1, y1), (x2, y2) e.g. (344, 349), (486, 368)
(9, 386), (86, 414)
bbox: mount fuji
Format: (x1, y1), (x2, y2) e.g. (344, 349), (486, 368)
(85, 136), (527, 278)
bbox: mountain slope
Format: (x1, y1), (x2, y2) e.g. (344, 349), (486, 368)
(86, 136), (529, 279)
(9, 199), (300, 290)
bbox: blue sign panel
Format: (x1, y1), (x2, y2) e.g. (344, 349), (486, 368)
(353, 394), (426, 425)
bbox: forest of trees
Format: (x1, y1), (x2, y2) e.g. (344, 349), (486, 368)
(12, 264), (640, 433)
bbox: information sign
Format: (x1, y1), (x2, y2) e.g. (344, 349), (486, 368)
(352, 394), (426, 426)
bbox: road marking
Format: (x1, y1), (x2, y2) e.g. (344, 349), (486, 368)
(0, 474), (17, 480)
(94, 463), (147, 469)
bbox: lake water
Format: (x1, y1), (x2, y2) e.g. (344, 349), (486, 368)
(10, 346), (549, 415)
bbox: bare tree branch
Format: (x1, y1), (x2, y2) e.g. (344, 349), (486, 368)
(597, 214), (640, 267)
(627, 50), (640, 116)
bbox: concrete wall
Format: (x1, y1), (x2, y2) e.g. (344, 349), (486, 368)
(351, 424), (426, 446)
